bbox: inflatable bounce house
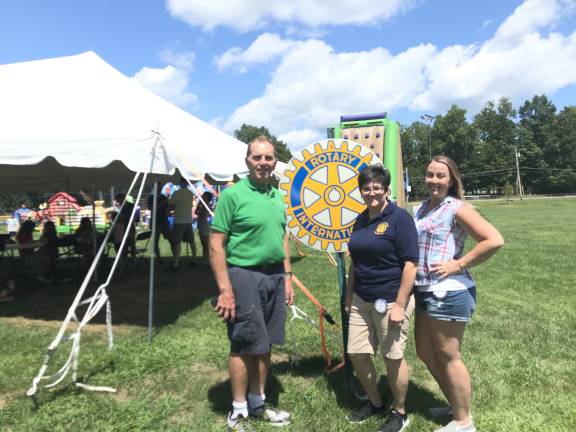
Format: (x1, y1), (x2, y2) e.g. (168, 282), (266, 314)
(327, 112), (405, 208)
(42, 192), (107, 232)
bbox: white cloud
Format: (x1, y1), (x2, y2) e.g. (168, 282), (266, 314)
(166, 0), (420, 32)
(159, 48), (195, 70)
(413, 0), (576, 111)
(492, 0), (565, 47)
(278, 129), (322, 151)
(215, 33), (297, 73)
(132, 50), (198, 109)
(220, 0), (576, 151)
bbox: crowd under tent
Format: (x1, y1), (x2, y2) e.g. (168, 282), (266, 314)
(0, 51), (250, 400)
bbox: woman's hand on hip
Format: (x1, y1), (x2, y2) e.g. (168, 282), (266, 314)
(430, 259), (463, 279)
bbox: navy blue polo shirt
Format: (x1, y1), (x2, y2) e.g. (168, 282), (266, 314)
(348, 201), (419, 303)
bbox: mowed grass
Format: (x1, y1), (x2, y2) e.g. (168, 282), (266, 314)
(0, 197), (575, 431)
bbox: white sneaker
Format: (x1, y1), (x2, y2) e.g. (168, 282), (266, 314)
(227, 412), (254, 432)
(249, 406), (291, 426)
(434, 419), (476, 432)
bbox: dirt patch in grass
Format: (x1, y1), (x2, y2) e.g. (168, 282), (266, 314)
(0, 316), (138, 335)
(0, 389), (25, 411)
(111, 387), (131, 402)
(187, 362), (228, 382)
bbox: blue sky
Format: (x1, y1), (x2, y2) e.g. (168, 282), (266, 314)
(1, 0), (575, 150)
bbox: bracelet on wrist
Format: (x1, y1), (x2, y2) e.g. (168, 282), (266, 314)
(284, 271), (293, 278)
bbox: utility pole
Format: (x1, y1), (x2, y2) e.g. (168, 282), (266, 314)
(514, 144), (524, 200)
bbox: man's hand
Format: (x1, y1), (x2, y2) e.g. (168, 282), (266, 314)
(215, 290), (236, 321)
(285, 277), (295, 306)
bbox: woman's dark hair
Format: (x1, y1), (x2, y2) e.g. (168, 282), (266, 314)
(18, 220), (36, 235)
(357, 164), (391, 189)
(42, 220), (58, 241)
(201, 191), (213, 202)
(78, 217), (92, 231)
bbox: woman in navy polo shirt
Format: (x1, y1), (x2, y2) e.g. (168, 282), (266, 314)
(413, 156), (504, 432)
(345, 164), (419, 432)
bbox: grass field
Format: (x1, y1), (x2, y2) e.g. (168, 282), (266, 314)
(0, 197), (575, 431)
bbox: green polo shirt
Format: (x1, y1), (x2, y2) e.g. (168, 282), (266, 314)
(211, 176), (286, 266)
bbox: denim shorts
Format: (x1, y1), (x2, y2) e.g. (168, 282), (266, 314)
(414, 287), (476, 323)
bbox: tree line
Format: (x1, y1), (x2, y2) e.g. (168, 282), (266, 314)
(401, 95), (576, 197)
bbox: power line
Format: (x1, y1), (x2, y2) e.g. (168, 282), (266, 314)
(522, 167), (576, 172)
(461, 168), (512, 176)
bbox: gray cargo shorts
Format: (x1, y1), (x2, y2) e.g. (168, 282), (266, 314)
(226, 264), (286, 355)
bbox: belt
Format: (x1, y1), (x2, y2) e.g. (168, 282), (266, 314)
(231, 262), (284, 273)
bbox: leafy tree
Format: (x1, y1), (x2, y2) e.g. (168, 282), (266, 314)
(552, 106), (576, 192)
(556, 106), (576, 168)
(0, 192), (29, 215)
(471, 98), (517, 193)
(400, 122), (430, 197)
(234, 124), (293, 162)
(518, 95), (559, 193)
(434, 105), (475, 169)
(0, 191), (44, 215)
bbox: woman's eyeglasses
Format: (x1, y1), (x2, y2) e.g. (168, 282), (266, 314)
(360, 186), (386, 194)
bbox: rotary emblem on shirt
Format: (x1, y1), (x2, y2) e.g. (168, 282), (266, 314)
(375, 222), (389, 235)
(278, 139), (380, 252)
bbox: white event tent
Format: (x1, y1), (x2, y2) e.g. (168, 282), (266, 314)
(0, 50), (248, 191)
(0, 51), (252, 401)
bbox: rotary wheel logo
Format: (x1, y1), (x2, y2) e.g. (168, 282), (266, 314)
(279, 139), (380, 252)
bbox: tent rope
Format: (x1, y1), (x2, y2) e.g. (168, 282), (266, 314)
(27, 139), (160, 401)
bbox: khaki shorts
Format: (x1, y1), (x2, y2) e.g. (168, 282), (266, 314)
(347, 294), (415, 360)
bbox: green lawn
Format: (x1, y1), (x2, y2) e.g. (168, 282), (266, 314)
(1, 198), (575, 431)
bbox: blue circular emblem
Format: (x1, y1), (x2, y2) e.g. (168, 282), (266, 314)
(279, 139), (380, 252)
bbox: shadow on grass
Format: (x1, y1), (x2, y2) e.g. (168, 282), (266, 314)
(207, 373), (287, 415)
(0, 257), (216, 327)
(272, 355), (331, 377)
(309, 357), (447, 416)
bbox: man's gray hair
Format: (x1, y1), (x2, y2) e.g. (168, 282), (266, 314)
(246, 135), (275, 158)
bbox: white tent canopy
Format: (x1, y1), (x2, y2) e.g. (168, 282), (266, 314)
(0, 51), (248, 191)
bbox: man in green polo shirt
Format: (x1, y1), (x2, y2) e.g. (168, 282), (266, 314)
(210, 135), (295, 431)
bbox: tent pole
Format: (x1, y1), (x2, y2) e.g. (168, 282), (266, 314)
(91, 186), (98, 282)
(148, 181), (158, 343)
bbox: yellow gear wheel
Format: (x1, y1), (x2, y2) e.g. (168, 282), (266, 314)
(279, 139), (380, 252)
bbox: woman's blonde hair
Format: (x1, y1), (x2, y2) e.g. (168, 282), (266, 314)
(427, 155), (465, 200)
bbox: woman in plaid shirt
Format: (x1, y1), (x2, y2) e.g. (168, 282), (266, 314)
(413, 156), (504, 432)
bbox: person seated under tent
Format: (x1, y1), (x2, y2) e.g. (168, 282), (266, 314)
(110, 193), (136, 258)
(16, 220), (56, 284)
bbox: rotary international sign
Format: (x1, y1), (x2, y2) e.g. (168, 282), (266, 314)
(279, 139), (380, 252)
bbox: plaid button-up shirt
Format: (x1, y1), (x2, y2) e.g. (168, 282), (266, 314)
(413, 196), (472, 286)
